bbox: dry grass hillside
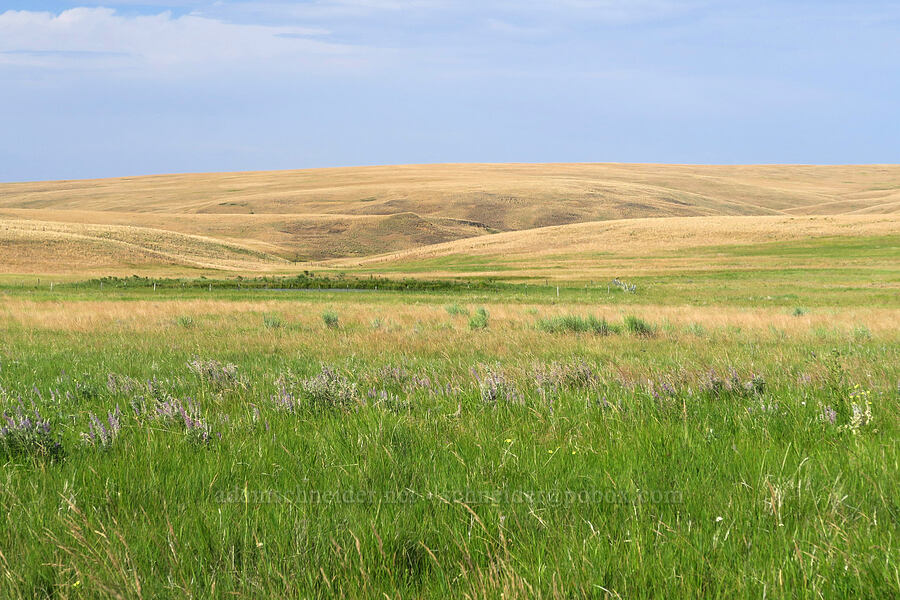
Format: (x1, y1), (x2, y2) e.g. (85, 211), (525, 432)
(338, 214), (899, 279)
(0, 218), (289, 274)
(0, 163), (898, 275)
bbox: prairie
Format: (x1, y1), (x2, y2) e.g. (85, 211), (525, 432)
(0, 283), (898, 598)
(1, 163), (898, 273)
(0, 164), (898, 598)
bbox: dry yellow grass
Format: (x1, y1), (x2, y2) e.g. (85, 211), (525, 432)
(1, 163), (898, 275)
(0, 218), (288, 274)
(344, 214), (899, 264)
(0, 209), (492, 262)
(4, 164), (899, 220)
(3, 297), (896, 340)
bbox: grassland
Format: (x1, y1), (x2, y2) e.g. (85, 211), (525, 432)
(0, 164), (898, 598)
(1, 163), (898, 273)
(1, 271), (898, 598)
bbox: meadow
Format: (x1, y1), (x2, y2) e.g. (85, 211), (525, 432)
(0, 164), (898, 598)
(0, 274), (897, 598)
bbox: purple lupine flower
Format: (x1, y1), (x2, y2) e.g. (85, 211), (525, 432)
(273, 366), (358, 411)
(475, 365), (522, 405)
(82, 406), (122, 449)
(0, 402), (63, 459)
(150, 396), (213, 444)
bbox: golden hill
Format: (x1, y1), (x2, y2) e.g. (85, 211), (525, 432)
(0, 163), (898, 275)
(336, 214), (899, 279)
(0, 218), (289, 275)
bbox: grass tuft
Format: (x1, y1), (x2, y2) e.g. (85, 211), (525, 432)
(537, 314), (620, 335)
(468, 307), (489, 330)
(263, 313), (283, 329)
(322, 310), (340, 329)
(624, 315), (656, 337)
(445, 303), (469, 316)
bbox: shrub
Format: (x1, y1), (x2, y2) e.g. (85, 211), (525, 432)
(322, 311), (339, 329)
(468, 307), (489, 330)
(176, 315), (195, 328)
(624, 315), (656, 337)
(792, 307), (808, 317)
(537, 315), (619, 335)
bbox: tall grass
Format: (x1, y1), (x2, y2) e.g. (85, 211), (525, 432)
(0, 288), (897, 598)
(536, 314), (621, 335)
(624, 315), (656, 337)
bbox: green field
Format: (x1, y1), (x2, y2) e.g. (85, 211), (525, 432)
(1, 165), (898, 598)
(1, 256), (898, 598)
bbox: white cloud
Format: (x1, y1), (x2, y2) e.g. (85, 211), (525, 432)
(0, 7), (357, 73)
(216, 0), (696, 20)
(0, 1), (710, 76)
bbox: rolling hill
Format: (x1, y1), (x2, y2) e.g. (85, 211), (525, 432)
(0, 163), (898, 277)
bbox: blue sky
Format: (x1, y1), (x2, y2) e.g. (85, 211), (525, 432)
(0, 1), (898, 181)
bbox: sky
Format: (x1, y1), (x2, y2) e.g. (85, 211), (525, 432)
(0, 1), (898, 181)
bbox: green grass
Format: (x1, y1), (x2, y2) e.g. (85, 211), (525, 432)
(682, 234), (900, 260)
(468, 307), (489, 330)
(0, 279), (897, 598)
(624, 315), (657, 337)
(321, 310), (340, 329)
(536, 314), (621, 335)
(444, 303), (469, 316)
(263, 313), (283, 329)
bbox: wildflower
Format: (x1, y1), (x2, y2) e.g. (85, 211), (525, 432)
(82, 406), (122, 449)
(186, 358), (241, 389)
(274, 366), (358, 411)
(473, 365), (522, 405)
(0, 403), (63, 460)
(505, 438), (512, 444)
(846, 398), (873, 434)
(155, 397), (213, 444)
